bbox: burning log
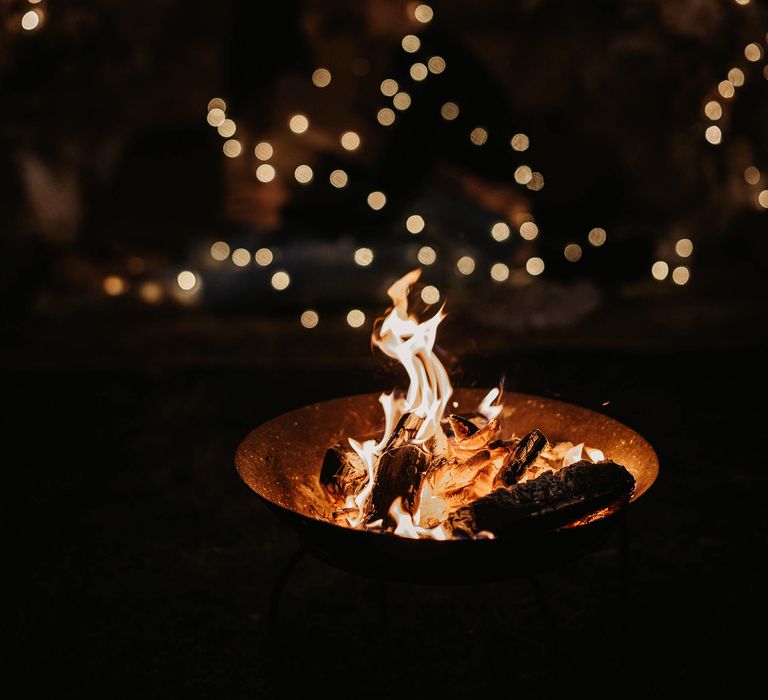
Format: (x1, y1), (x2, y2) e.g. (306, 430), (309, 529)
(448, 460), (636, 538)
(447, 414), (479, 440)
(320, 441), (368, 502)
(493, 429), (548, 488)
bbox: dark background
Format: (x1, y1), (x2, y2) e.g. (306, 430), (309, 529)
(3, 1), (767, 697)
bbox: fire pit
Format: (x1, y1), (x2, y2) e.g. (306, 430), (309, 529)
(236, 271), (658, 584)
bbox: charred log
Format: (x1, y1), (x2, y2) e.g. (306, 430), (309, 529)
(370, 444), (430, 522)
(449, 460), (636, 538)
(320, 442), (367, 501)
(493, 429), (548, 488)
(447, 414), (479, 440)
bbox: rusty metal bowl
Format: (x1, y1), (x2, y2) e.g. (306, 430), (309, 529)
(236, 389), (658, 583)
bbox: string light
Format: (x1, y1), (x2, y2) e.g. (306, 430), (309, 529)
(346, 309), (366, 327)
(103, 276), (126, 296)
(705, 125), (722, 144)
(470, 128), (488, 145)
(207, 98), (226, 111)
(510, 133), (529, 152)
(441, 102), (459, 120)
(301, 310), (319, 328)
(527, 172), (544, 190)
(312, 68), (332, 87)
(519, 221), (539, 240)
(256, 164), (276, 182)
(428, 57), (446, 74)
(744, 166), (760, 185)
(232, 248), (251, 267)
(217, 119), (236, 137)
(367, 191), (386, 210)
(727, 68), (745, 87)
(393, 93), (412, 110)
(254, 142), (273, 160)
(294, 165), (313, 184)
(675, 239), (693, 257)
(402, 35), (421, 53)
(21, 10), (40, 30)
(380, 79), (399, 97)
(406, 215), (425, 233)
(177, 271), (198, 291)
(410, 63), (428, 81)
(491, 222), (510, 241)
(672, 266), (690, 285)
(223, 140), (242, 157)
(414, 4), (434, 23)
(377, 108), (396, 126)
(514, 165), (532, 185)
(456, 256), (476, 275)
(525, 257), (545, 276)
(341, 131), (361, 150)
(704, 101), (722, 120)
(490, 262), (509, 281)
(255, 248), (273, 266)
(417, 246), (436, 264)
(651, 261), (669, 280)
(745, 43), (763, 62)
(207, 108), (225, 127)
(354, 247), (374, 266)
(271, 271), (290, 290)
(330, 169), (349, 188)
(588, 227), (607, 246)
(289, 114), (309, 134)
(718, 80), (735, 98)
(564, 243), (582, 262)
(210, 241), (230, 261)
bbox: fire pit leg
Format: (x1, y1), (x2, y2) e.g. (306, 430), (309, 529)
(527, 576), (561, 699)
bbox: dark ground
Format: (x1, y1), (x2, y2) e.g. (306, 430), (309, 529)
(7, 315), (767, 698)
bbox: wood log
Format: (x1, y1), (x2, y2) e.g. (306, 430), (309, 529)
(369, 444), (430, 522)
(447, 414), (479, 440)
(493, 429), (548, 488)
(320, 442), (367, 501)
(448, 460), (636, 538)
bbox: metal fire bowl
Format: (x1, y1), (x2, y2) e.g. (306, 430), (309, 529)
(236, 389), (658, 584)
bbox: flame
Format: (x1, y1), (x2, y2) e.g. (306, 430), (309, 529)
(586, 447), (605, 462)
(563, 442), (584, 467)
(478, 385), (504, 422)
(389, 497), (448, 540)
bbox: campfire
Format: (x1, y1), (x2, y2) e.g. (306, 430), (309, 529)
(320, 269), (636, 540)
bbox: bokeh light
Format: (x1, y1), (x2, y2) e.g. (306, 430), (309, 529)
(456, 256), (476, 275)
(491, 222), (510, 241)
(271, 271), (290, 290)
(510, 133), (529, 151)
(519, 221), (539, 240)
(410, 63), (428, 81)
(564, 243), (582, 262)
(651, 261), (669, 280)
(354, 247), (374, 266)
(103, 276), (126, 296)
(256, 164), (276, 183)
(525, 257), (545, 276)
(210, 241), (230, 261)
(232, 248), (251, 267)
(177, 271), (198, 290)
(312, 68), (331, 87)
(393, 93), (412, 110)
(705, 125), (722, 144)
(428, 56), (446, 74)
(588, 227), (607, 246)
(330, 169), (349, 188)
(254, 142), (273, 160)
(672, 266), (690, 285)
(367, 191), (386, 210)
(294, 164), (313, 184)
(377, 108), (396, 126)
(406, 215), (425, 233)
(255, 248), (273, 266)
(418, 246), (436, 264)
(223, 139), (242, 157)
(470, 127), (488, 145)
(289, 114), (309, 134)
(421, 285), (440, 304)
(441, 102), (459, 120)
(341, 131), (361, 150)
(301, 310), (319, 328)
(490, 262), (509, 282)
(347, 309), (366, 327)
(675, 239), (693, 257)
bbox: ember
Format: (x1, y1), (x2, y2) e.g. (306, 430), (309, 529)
(320, 270), (636, 539)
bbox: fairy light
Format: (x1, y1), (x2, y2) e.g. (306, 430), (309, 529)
(312, 68), (332, 87)
(208, 97), (226, 111)
(514, 165), (533, 185)
(223, 140), (242, 157)
(402, 35), (421, 53)
(510, 133), (529, 151)
(330, 169), (349, 188)
(428, 57), (446, 74)
(470, 128), (488, 145)
(744, 166), (760, 185)
(255, 248), (273, 266)
(103, 276), (126, 296)
(301, 310), (319, 328)
(704, 101), (722, 120)
(232, 248), (251, 267)
(341, 131), (361, 150)
(525, 257), (545, 276)
(651, 261), (669, 280)
(421, 285), (440, 304)
(588, 227), (607, 246)
(490, 262), (509, 282)
(21, 10), (40, 30)
(718, 80), (735, 98)
(728, 68), (745, 87)
(177, 271), (198, 291)
(217, 119), (236, 137)
(705, 125), (722, 145)
(675, 239), (693, 257)
(207, 108), (225, 127)
(210, 241), (230, 261)
(346, 309), (366, 327)
(139, 281), (163, 304)
(289, 114), (309, 134)
(271, 271), (290, 290)
(672, 266), (690, 285)
(745, 43), (763, 62)
(414, 4), (434, 23)
(393, 93), (412, 110)
(381, 79), (399, 96)
(417, 246), (436, 264)
(456, 256), (475, 275)
(254, 142), (273, 160)
(758, 190), (768, 208)
(354, 247), (374, 266)
(406, 214), (425, 233)
(564, 243), (582, 262)
(527, 172), (544, 191)
(519, 221), (539, 240)
(377, 108), (396, 126)
(367, 191), (386, 210)
(294, 165), (314, 184)
(255, 164), (276, 183)
(491, 222), (510, 241)
(410, 63), (428, 81)
(441, 102), (459, 120)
